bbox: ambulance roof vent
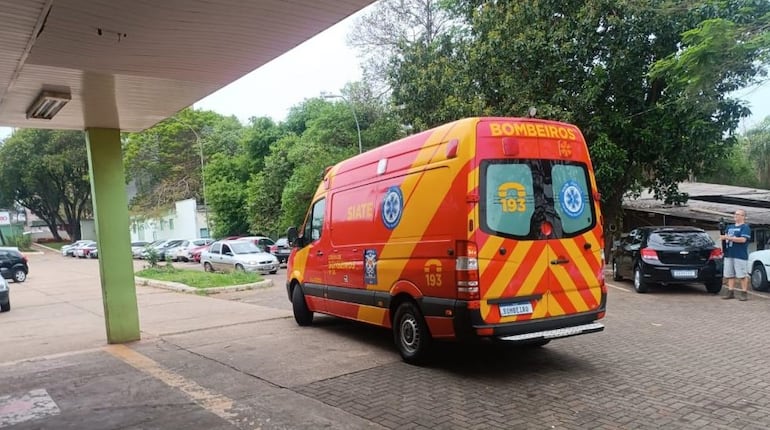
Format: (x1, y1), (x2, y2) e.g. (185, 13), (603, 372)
(377, 158), (388, 175)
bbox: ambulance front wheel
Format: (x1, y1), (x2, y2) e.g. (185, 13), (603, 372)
(292, 285), (314, 326)
(393, 301), (432, 365)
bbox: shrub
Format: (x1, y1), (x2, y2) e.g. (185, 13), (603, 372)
(6, 234), (32, 251)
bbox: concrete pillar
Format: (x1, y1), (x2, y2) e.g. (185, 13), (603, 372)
(85, 128), (140, 343)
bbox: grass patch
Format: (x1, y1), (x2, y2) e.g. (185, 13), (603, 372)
(41, 241), (70, 251)
(135, 266), (263, 289)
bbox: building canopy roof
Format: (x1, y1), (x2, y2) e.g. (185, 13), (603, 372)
(0, 0), (374, 132)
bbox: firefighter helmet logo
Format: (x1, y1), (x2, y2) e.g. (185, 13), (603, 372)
(381, 186), (404, 229)
(559, 180), (585, 218)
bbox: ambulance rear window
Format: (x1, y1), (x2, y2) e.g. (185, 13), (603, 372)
(480, 160), (595, 239)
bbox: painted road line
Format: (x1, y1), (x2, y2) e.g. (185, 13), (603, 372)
(104, 344), (239, 425)
(0, 389), (60, 428)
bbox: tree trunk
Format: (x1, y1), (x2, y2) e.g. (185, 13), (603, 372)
(45, 221), (63, 242)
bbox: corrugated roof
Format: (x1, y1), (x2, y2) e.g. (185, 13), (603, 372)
(624, 182), (770, 225)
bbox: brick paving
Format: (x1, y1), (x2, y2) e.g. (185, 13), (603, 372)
(292, 282), (770, 429)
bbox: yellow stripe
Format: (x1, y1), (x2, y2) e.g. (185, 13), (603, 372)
(480, 242), (538, 320)
(104, 345), (238, 424)
(378, 121), (476, 289)
(357, 306), (388, 325)
(478, 235), (505, 276)
(549, 293), (565, 315)
(549, 265), (589, 313)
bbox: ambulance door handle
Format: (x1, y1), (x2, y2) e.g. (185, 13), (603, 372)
(550, 258), (570, 265)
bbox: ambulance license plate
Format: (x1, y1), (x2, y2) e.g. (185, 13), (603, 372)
(499, 301), (533, 317)
(671, 269), (697, 279)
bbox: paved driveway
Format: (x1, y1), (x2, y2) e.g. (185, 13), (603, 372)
(1, 249), (769, 429)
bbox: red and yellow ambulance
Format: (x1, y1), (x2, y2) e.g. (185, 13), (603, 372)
(286, 117), (606, 364)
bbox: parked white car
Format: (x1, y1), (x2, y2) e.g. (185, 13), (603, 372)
(174, 238), (213, 262)
(200, 240), (278, 274)
(747, 249), (770, 292)
(61, 240), (92, 257)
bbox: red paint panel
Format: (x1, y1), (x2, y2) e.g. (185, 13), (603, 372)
(425, 317), (456, 339)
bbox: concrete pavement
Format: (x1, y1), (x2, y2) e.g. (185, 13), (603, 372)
(1, 249), (390, 429)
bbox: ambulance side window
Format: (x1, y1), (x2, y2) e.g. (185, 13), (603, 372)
(304, 198), (326, 242)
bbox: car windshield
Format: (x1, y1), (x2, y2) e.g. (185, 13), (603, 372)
(276, 238), (288, 246)
(649, 231), (714, 247)
(230, 242), (261, 254)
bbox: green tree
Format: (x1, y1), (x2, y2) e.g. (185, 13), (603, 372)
(0, 129), (91, 240)
(204, 151), (251, 238)
(123, 108), (243, 212)
(743, 116), (770, 187)
(387, 0), (770, 232)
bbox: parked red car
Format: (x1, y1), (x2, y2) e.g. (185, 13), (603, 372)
(189, 243), (212, 263)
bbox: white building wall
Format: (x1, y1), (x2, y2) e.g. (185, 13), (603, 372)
(130, 198), (206, 242)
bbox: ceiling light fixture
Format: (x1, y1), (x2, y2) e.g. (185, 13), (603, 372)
(26, 90), (71, 120)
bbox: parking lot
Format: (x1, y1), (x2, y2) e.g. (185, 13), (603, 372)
(1, 249), (769, 429)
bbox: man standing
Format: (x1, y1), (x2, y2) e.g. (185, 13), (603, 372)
(720, 209), (751, 301)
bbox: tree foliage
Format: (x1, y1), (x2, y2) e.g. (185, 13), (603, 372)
(0, 129), (91, 240)
(123, 108), (242, 211)
(382, 0), (770, 230)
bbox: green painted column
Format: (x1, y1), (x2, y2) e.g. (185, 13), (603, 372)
(86, 128), (140, 343)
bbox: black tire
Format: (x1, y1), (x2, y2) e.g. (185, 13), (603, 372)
(203, 262), (214, 272)
(612, 260), (622, 281)
(234, 264), (245, 272)
(751, 263), (769, 292)
(269, 270), (278, 274)
(291, 285), (313, 326)
(705, 280), (722, 294)
(12, 269), (26, 283)
(0, 302), (9, 312)
(393, 301), (432, 365)
(633, 264), (649, 293)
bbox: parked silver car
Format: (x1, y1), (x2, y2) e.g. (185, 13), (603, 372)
(61, 240), (92, 257)
(200, 240), (278, 274)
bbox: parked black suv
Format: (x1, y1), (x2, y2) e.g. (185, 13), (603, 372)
(0, 247), (28, 283)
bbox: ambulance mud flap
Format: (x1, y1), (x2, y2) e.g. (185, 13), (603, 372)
(498, 322), (604, 342)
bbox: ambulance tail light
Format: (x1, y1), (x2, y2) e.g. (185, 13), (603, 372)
(640, 248), (659, 262)
(456, 241), (479, 300)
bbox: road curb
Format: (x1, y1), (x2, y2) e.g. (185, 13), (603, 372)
(135, 277), (274, 295)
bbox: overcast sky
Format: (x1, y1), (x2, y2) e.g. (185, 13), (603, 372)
(0, 7), (768, 138)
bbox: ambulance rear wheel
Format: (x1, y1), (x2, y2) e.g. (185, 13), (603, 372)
(393, 302), (432, 365)
(292, 285), (313, 326)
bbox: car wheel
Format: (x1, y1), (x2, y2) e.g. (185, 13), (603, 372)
(633, 264), (648, 293)
(0, 302), (9, 312)
(612, 260), (622, 281)
(705, 280), (722, 294)
(291, 285), (313, 326)
(751, 263), (769, 292)
(12, 269), (26, 283)
(393, 301), (433, 365)
(203, 262), (214, 272)
(235, 264), (245, 272)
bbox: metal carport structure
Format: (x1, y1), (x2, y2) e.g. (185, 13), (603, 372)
(0, 0), (374, 343)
